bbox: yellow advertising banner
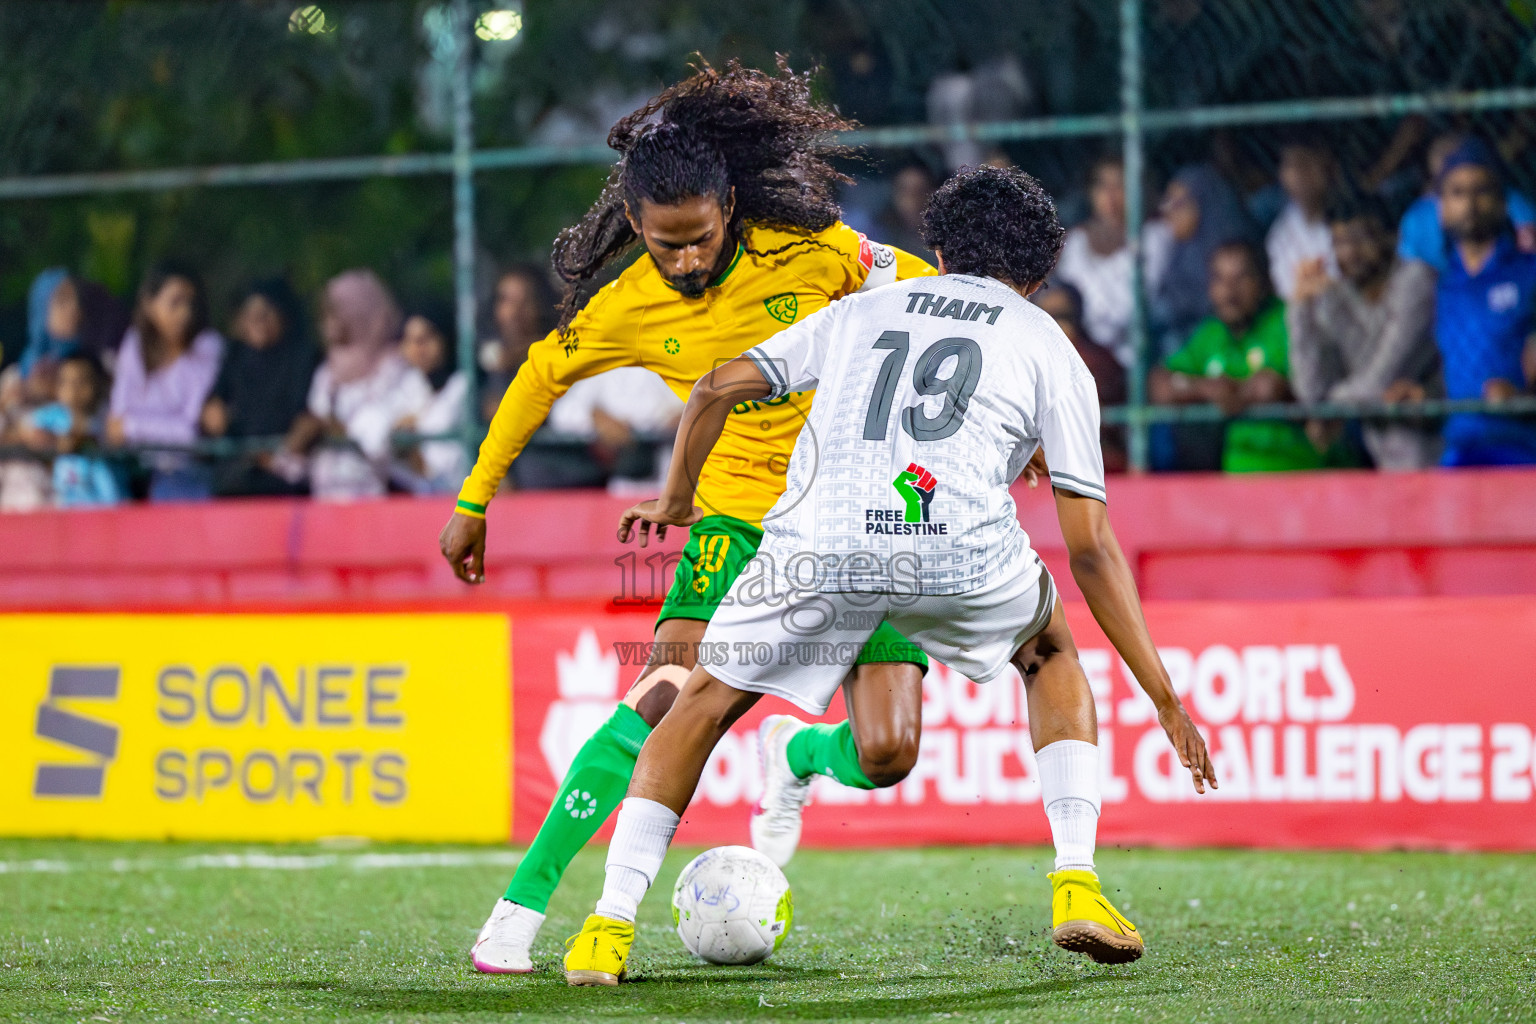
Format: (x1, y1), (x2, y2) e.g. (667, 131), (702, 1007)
(0, 614), (511, 841)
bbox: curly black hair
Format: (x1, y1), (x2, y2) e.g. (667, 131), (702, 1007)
(921, 165), (1065, 287)
(551, 56), (857, 332)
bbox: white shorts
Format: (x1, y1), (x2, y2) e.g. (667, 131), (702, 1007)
(700, 554), (1058, 714)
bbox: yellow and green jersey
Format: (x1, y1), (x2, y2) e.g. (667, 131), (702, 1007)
(456, 221), (937, 524)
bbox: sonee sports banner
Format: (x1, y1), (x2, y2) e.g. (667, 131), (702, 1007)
(512, 596), (1536, 851)
(6, 598), (1533, 849)
(1, 614), (510, 842)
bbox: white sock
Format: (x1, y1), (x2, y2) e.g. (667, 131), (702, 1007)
(594, 797), (679, 923)
(1036, 739), (1101, 873)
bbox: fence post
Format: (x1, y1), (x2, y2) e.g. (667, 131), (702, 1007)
(1120, 0), (1149, 473)
(450, 0), (479, 461)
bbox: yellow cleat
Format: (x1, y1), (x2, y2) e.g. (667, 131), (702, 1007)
(563, 914), (634, 986)
(1049, 869), (1145, 965)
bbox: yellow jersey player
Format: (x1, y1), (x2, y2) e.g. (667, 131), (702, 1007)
(568, 165), (1216, 986)
(437, 59), (938, 974)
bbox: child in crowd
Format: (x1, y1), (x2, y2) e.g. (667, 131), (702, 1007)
(28, 354), (122, 507)
(2, 354), (121, 510)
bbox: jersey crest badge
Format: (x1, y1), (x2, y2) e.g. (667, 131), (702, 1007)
(764, 293), (799, 324)
(892, 463), (937, 523)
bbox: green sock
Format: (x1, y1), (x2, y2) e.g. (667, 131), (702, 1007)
(502, 704), (651, 913)
(784, 721), (876, 790)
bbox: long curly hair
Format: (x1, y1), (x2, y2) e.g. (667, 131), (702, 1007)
(551, 56), (857, 332)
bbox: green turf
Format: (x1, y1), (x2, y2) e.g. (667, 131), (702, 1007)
(1, 840), (1532, 1023)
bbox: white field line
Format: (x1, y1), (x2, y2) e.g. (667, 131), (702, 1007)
(0, 850), (523, 875)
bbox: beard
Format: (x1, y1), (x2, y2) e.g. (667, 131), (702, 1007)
(669, 271), (711, 298)
(1449, 214), (1503, 245)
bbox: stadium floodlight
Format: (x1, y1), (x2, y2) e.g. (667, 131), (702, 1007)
(288, 5), (334, 34)
(475, 9), (522, 41)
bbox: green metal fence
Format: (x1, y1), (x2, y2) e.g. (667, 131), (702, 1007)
(3, 0), (1534, 471)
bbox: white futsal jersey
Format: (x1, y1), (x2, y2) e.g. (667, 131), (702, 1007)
(745, 273), (1106, 596)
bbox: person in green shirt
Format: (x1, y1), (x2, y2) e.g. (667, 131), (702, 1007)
(1150, 239), (1327, 472)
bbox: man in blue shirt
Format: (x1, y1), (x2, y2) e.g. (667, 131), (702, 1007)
(1434, 140), (1536, 466)
(1398, 132), (1536, 273)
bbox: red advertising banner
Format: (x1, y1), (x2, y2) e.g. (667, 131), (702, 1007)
(510, 596), (1536, 851)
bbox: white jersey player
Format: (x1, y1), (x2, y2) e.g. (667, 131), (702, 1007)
(563, 166), (1216, 987)
(715, 270), (1105, 711)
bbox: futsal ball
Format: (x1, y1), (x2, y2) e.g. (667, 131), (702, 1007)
(671, 845), (793, 965)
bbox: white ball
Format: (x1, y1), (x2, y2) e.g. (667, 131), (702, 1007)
(670, 845), (793, 965)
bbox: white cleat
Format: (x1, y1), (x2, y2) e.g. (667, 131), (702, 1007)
(751, 714), (815, 867)
(471, 898), (544, 974)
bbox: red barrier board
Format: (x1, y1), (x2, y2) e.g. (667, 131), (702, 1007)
(510, 596), (1536, 851)
(4, 468), (1536, 608)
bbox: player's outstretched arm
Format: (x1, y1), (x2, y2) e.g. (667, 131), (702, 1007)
(1053, 488), (1217, 794)
(617, 356), (774, 547)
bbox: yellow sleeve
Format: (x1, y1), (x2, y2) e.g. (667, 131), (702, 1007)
(762, 222), (936, 300)
(890, 244), (939, 281)
(454, 283), (638, 515)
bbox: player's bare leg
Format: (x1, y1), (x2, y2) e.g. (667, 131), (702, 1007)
(753, 660), (923, 864)
(1011, 599), (1143, 965)
(566, 666), (761, 985)
(1011, 600), (1096, 749)
(623, 617), (704, 724)
(471, 618), (698, 972)
(844, 662), (924, 786)
(631, 667), (762, 811)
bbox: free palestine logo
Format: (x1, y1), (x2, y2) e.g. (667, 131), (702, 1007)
(868, 463), (948, 535)
(893, 463), (937, 523)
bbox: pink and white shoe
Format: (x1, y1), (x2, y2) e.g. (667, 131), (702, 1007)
(751, 714), (815, 867)
(471, 899), (544, 974)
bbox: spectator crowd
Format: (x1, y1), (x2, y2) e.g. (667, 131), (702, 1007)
(3, 129), (1535, 512)
(1035, 131), (1536, 473)
(0, 262), (683, 510)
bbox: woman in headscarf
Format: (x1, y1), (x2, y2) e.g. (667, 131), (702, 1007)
(1151, 164), (1257, 358)
(278, 270), (430, 500)
(0, 270), (81, 510)
(15, 270), (129, 381)
(107, 261), (224, 501)
(202, 278), (322, 497)
(21, 269), (81, 377)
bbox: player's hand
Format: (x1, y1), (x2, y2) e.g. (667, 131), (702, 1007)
(617, 499), (702, 547)
(1159, 703), (1217, 794)
(439, 511), (487, 584)
(1023, 446), (1049, 489)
